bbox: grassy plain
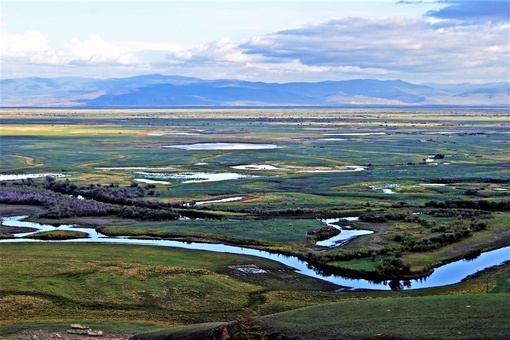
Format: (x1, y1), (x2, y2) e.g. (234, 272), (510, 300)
(1, 108), (509, 338)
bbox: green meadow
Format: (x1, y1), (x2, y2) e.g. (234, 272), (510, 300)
(0, 108), (509, 339)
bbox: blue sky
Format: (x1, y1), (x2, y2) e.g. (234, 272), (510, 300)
(1, 0), (509, 83)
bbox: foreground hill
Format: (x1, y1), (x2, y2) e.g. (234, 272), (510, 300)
(1, 74), (508, 107)
(131, 293), (510, 340)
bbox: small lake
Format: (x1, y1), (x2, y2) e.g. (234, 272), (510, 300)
(369, 184), (398, 194)
(0, 173), (69, 181)
(194, 196), (244, 206)
(134, 171), (258, 183)
(182, 196), (244, 207)
(319, 138), (348, 141)
(162, 143), (279, 150)
(134, 178), (172, 184)
(148, 132), (201, 136)
(1, 215), (105, 238)
(424, 131), (460, 135)
(298, 166), (366, 173)
(231, 164), (286, 171)
(316, 218), (373, 247)
(1, 216), (508, 291)
(324, 132), (387, 136)
(96, 166), (174, 170)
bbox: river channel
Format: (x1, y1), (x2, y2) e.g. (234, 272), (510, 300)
(1, 215), (508, 291)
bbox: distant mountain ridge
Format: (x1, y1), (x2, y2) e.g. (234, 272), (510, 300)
(1, 74), (508, 107)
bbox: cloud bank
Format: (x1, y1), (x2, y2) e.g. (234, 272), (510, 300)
(239, 17), (509, 82)
(1, 1), (508, 83)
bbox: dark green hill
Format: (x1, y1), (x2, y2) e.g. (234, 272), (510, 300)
(131, 293), (510, 340)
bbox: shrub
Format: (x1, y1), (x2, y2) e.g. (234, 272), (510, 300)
(378, 257), (410, 276)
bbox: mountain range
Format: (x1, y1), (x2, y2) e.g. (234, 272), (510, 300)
(1, 74), (508, 107)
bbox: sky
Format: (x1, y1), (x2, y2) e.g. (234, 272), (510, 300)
(1, 0), (509, 84)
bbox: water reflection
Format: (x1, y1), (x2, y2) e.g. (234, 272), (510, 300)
(1, 216), (508, 291)
(1, 215), (106, 239)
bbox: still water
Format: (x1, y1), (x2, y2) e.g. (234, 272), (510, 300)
(1, 215), (508, 291)
(316, 218), (374, 247)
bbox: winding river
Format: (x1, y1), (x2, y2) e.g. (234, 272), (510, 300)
(1, 215), (508, 291)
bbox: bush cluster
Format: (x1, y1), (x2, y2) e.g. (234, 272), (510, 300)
(359, 211), (435, 228)
(306, 225), (340, 242)
(42, 177), (184, 209)
(359, 212), (408, 223)
(0, 186), (179, 221)
(425, 208), (488, 218)
(378, 257), (411, 276)
(411, 219), (487, 252)
(426, 199), (510, 211)
(428, 177), (509, 184)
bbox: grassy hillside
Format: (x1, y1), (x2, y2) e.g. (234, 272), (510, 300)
(132, 294), (510, 340)
(0, 241), (508, 339)
(258, 294), (509, 340)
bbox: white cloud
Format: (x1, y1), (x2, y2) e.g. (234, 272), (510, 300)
(1, 30), (50, 57)
(167, 38), (261, 64)
(240, 17), (510, 82)
(149, 16), (508, 83)
(26, 34), (145, 66)
(1, 11), (508, 83)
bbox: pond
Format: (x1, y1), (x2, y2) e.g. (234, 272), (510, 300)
(96, 166), (174, 170)
(298, 166), (366, 173)
(221, 164), (366, 173)
(134, 171), (258, 183)
(316, 218), (373, 247)
(0, 173), (69, 181)
(324, 132), (388, 136)
(424, 131), (460, 135)
(231, 164), (286, 171)
(148, 131), (201, 136)
(194, 196), (244, 206)
(162, 143), (279, 150)
(1, 215), (105, 238)
(369, 184), (398, 194)
(1, 216), (508, 291)
(134, 178), (172, 184)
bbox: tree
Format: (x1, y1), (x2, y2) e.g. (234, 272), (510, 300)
(378, 257), (410, 277)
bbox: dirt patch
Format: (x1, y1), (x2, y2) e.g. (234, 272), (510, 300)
(0, 224), (37, 236)
(6, 154), (44, 167)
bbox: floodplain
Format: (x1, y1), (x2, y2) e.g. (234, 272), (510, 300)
(0, 108), (509, 339)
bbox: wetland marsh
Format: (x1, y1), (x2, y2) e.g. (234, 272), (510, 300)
(1, 108), (509, 338)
